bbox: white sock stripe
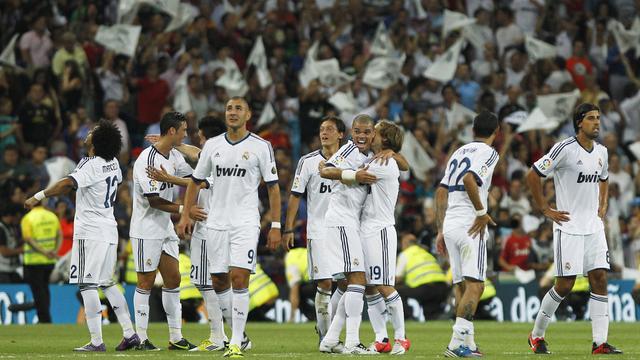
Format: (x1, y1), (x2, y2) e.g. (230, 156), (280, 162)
(233, 288), (249, 294)
(385, 293), (401, 303)
(162, 288), (180, 293)
(367, 298), (385, 306)
(549, 288), (564, 303)
(590, 293), (609, 302)
(79, 285), (98, 291)
(135, 288), (151, 295)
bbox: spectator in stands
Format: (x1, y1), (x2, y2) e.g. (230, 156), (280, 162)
(0, 145), (28, 184)
(498, 215), (532, 272)
(18, 15), (53, 69)
(132, 61), (169, 128)
(0, 203), (23, 283)
(500, 177), (531, 217)
(527, 221), (554, 278)
(43, 140), (76, 188)
(495, 6), (524, 57)
(101, 99), (130, 163)
(566, 38), (594, 91)
(51, 32), (88, 78)
(0, 96), (18, 153)
(25, 145), (50, 190)
(17, 83), (60, 147)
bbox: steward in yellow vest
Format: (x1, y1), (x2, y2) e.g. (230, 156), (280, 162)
(21, 204), (61, 323)
(395, 234), (450, 320)
(284, 247), (315, 322)
(247, 264), (279, 321)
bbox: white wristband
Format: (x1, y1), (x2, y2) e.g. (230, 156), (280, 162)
(34, 190), (46, 201)
(475, 208), (487, 217)
(341, 170), (357, 182)
(271, 222), (281, 229)
(179, 205), (184, 214)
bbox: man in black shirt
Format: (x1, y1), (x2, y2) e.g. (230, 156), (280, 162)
(18, 84), (59, 147)
(0, 203), (23, 283)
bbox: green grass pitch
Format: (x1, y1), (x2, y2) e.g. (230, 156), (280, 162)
(1, 321), (639, 359)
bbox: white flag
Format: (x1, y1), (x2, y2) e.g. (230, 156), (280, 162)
(462, 24), (488, 50)
(328, 91), (358, 114)
(537, 89), (580, 124)
(314, 58), (353, 88)
(413, 0), (427, 19)
(95, 25), (142, 57)
(525, 35), (556, 61)
(247, 36), (272, 88)
(423, 39), (464, 82)
(257, 102), (276, 128)
(216, 60), (248, 97)
(172, 71), (191, 114)
(363, 54), (406, 89)
(442, 9), (476, 38)
(371, 22), (395, 56)
(0, 34), (18, 67)
(400, 130), (435, 181)
(445, 102), (476, 142)
(610, 18), (640, 55)
(117, 0), (140, 24)
(517, 107), (558, 133)
(165, 3), (198, 32)
(298, 41), (320, 87)
(504, 110), (528, 126)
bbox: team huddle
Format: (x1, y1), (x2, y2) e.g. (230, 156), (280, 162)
(24, 97), (622, 357)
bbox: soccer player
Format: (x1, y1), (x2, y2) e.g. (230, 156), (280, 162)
(359, 120), (410, 355)
(527, 103), (622, 355)
(178, 97), (281, 358)
(435, 111), (500, 358)
(130, 112), (196, 351)
(146, 116), (227, 351)
(283, 116), (345, 342)
(318, 115), (408, 354)
(24, 121), (139, 352)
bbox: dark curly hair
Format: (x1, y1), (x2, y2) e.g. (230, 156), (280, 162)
(92, 120), (122, 161)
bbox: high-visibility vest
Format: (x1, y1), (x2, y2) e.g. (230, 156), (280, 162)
(572, 275), (590, 292)
(249, 264), (279, 311)
(402, 245), (447, 288)
(124, 240), (137, 284)
(21, 206), (59, 265)
(284, 248), (310, 284)
(179, 253), (201, 300)
(480, 278), (496, 301)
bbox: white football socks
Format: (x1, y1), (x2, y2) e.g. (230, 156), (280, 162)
(385, 291), (405, 340)
(81, 286), (103, 346)
(133, 287), (151, 341)
(366, 292), (388, 342)
(315, 287), (332, 338)
(590, 292), (609, 346)
(230, 288), (249, 346)
(344, 284), (365, 348)
(102, 285), (135, 338)
(532, 287), (564, 339)
(162, 287), (183, 343)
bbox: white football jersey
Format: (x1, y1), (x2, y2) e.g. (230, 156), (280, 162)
(68, 156), (122, 243)
(440, 142), (499, 231)
(191, 177), (213, 240)
(291, 150), (336, 239)
(360, 158), (400, 234)
(130, 146), (193, 239)
(324, 141), (373, 228)
(192, 133), (278, 230)
(533, 137), (609, 234)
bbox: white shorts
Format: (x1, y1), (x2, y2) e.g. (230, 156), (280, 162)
(308, 237), (332, 280)
(190, 236), (215, 286)
(553, 228), (610, 276)
(208, 226), (260, 273)
(362, 226), (397, 286)
(326, 226), (366, 276)
(69, 239), (117, 286)
(131, 237), (179, 272)
(444, 227), (487, 284)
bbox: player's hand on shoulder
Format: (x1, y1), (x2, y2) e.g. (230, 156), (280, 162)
(355, 166), (377, 184)
(146, 165), (170, 182)
(542, 206), (570, 225)
(318, 160), (326, 172)
(373, 149), (395, 166)
(468, 214), (496, 241)
(24, 197), (38, 209)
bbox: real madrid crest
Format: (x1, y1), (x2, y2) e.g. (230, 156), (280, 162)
(242, 152), (250, 160)
(598, 158), (602, 168)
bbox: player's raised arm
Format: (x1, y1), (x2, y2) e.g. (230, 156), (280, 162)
(146, 165), (191, 187)
(24, 177), (76, 209)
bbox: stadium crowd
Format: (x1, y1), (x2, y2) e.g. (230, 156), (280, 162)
(1, 0), (640, 323)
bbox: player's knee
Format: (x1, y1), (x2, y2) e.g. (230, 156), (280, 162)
(554, 278), (575, 297)
(347, 272), (366, 285)
(230, 268), (250, 289)
(136, 273), (155, 289)
(376, 285), (395, 298)
(212, 273), (231, 291)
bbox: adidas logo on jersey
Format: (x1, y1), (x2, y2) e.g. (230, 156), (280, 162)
(577, 160), (583, 166)
(577, 172), (599, 183)
(216, 164), (247, 177)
